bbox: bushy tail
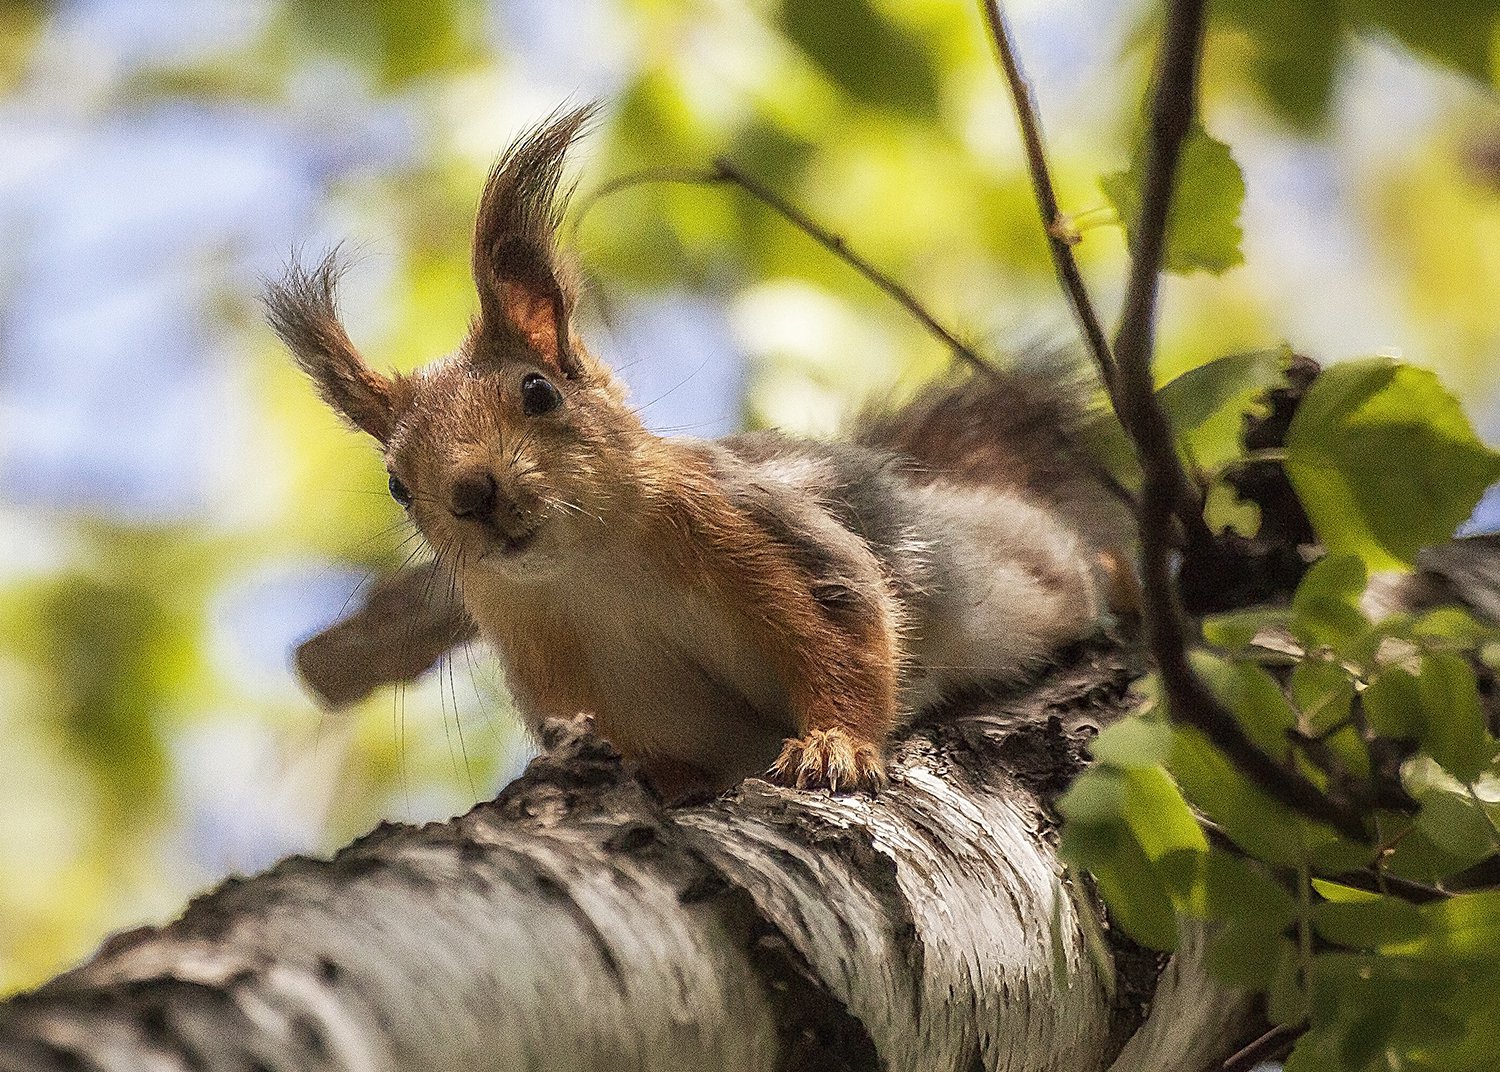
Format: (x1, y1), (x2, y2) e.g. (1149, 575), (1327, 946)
(852, 366), (1132, 551)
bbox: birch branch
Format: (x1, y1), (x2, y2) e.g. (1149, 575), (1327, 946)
(0, 644), (1257, 1072)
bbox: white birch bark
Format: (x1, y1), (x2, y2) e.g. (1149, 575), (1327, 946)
(0, 646), (1255, 1072)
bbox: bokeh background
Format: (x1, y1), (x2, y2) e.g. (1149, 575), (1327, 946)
(2, 0), (1499, 993)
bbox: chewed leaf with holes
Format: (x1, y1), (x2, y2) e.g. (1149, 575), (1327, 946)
(1284, 358), (1500, 570)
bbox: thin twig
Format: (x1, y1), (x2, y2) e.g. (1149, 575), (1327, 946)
(1109, 0), (1210, 528)
(978, 0), (1121, 410)
(1221, 1023), (1303, 1072)
(574, 162), (995, 377)
(1101, 0), (1367, 840)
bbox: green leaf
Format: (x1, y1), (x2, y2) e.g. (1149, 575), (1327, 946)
(1385, 822), (1496, 884)
(1415, 890), (1500, 964)
(1418, 653), (1496, 783)
(778, 0), (942, 118)
(1206, 923), (1293, 988)
(294, 0), (478, 88)
(1313, 895), (1428, 948)
(1102, 124), (1246, 275)
(1216, 0), (1343, 130)
(1325, 725), (1373, 781)
(1290, 554), (1369, 654)
(1202, 608), (1291, 652)
(1204, 481), (1261, 538)
(1342, 0), (1500, 84)
(1311, 877), (1383, 903)
(1291, 659), (1355, 733)
(1415, 788), (1498, 859)
(1157, 349), (1289, 473)
(1169, 725), (1306, 865)
(1413, 606), (1499, 648)
(1181, 849), (1298, 927)
(1090, 717), (1172, 768)
(1058, 767), (1128, 825)
(1121, 766), (1209, 861)
(1060, 824), (1180, 951)
(1364, 667), (1424, 739)
(1194, 652), (1298, 759)
(1284, 359), (1500, 570)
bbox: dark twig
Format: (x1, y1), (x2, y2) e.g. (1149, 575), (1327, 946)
(576, 162), (995, 377)
(1100, 0), (1367, 840)
(978, 0), (1121, 410)
(1220, 1023), (1303, 1072)
(1108, 0), (1210, 532)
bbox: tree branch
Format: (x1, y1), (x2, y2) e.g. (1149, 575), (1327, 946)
(0, 650), (1256, 1071)
(1077, 0), (1365, 840)
(978, 0), (1121, 410)
(576, 162), (996, 377)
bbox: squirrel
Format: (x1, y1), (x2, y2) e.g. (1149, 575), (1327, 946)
(268, 106), (1127, 798)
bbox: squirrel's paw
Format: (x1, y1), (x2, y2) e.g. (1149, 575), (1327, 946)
(767, 728), (887, 794)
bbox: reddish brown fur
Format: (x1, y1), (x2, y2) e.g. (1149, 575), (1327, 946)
(276, 109), (1102, 797)
(636, 441), (901, 785)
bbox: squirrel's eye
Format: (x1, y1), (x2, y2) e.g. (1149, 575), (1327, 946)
(388, 474), (412, 507)
(520, 372), (563, 416)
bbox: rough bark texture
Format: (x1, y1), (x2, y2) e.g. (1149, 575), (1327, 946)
(0, 641), (1256, 1072)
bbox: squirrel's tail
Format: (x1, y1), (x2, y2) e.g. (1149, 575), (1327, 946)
(851, 365), (1132, 551)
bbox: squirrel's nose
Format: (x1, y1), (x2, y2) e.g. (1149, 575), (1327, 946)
(449, 470), (498, 519)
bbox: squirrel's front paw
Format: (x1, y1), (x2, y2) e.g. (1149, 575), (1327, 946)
(767, 728), (887, 793)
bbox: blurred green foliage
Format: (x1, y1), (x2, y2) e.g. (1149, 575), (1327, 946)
(3, 3), (1500, 1067)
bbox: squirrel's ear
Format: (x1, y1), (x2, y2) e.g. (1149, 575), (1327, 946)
(265, 253), (399, 443)
(472, 104), (596, 378)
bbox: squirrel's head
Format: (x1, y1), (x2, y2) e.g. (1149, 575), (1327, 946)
(267, 105), (636, 583)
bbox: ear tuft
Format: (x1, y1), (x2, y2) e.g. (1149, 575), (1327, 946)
(264, 251), (398, 443)
(472, 103), (598, 377)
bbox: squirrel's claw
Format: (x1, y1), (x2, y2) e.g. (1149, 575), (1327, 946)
(767, 728), (887, 794)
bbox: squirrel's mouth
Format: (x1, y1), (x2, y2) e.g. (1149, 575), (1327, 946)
(498, 528), (537, 555)
(477, 524), (538, 561)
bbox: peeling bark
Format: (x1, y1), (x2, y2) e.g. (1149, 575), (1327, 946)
(0, 642), (1256, 1072)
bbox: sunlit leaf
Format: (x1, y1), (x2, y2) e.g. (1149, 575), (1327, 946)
(1102, 124), (1246, 274)
(1121, 766), (1208, 860)
(1157, 348), (1288, 473)
(1412, 890), (1500, 964)
(1285, 359), (1500, 570)
(1089, 717), (1172, 768)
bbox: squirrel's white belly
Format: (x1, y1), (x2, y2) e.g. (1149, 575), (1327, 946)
(561, 561), (795, 775)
